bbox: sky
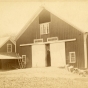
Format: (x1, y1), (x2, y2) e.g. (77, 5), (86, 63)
(0, 1), (88, 37)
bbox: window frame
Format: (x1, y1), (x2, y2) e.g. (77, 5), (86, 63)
(47, 37), (58, 42)
(69, 52), (76, 63)
(7, 44), (12, 53)
(34, 39), (43, 43)
(22, 55), (26, 64)
(40, 22), (49, 35)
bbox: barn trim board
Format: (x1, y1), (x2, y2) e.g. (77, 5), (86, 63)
(20, 38), (76, 47)
(84, 33), (88, 68)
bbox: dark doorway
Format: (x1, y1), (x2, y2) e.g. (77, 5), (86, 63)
(46, 44), (51, 66)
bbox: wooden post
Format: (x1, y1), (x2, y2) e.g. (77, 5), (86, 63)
(84, 33), (88, 68)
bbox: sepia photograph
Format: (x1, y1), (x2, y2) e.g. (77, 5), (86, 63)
(0, 0), (88, 88)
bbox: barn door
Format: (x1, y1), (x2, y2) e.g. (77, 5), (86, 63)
(50, 42), (66, 67)
(32, 44), (46, 67)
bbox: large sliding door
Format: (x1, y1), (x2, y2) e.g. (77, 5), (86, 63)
(32, 44), (46, 67)
(50, 42), (66, 67)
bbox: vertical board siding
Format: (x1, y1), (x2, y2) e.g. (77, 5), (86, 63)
(16, 9), (85, 68)
(16, 16), (39, 68)
(50, 13), (84, 68)
(1, 59), (19, 70)
(39, 9), (51, 24)
(19, 46), (32, 68)
(65, 35), (84, 68)
(16, 16), (40, 54)
(0, 40), (16, 70)
(0, 40), (15, 52)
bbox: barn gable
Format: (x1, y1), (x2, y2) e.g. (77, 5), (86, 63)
(15, 7), (84, 42)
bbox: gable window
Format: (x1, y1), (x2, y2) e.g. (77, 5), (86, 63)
(40, 23), (49, 35)
(69, 52), (76, 63)
(7, 44), (12, 53)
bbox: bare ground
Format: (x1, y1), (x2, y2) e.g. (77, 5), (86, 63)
(0, 67), (88, 88)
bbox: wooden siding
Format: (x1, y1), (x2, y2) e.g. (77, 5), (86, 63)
(0, 40), (16, 70)
(18, 46), (32, 68)
(16, 9), (85, 68)
(41, 12), (85, 68)
(1, 59), (19, 70)
(39, 9), (51, 24)
(16, 16), (40, 53)
(65, 36), (84, 68)
(0, 40), (15, 52)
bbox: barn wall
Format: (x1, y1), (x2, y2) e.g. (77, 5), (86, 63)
(0, 40), (17, 70)
(16, 15), (40, 68)
(0, 40), (15, 52)
(39, 9), (51, 24)
(18, 46), (32, 68)
(16, 16), (40, 54)
(51, 13), (84, 68)
(1, 59), (19, 70)
(40, 12), (85, 68)
(65, 35), (84, 68)
(16, 9), (85, 68)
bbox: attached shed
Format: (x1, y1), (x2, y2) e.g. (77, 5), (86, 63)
(0, 37), (21, 70)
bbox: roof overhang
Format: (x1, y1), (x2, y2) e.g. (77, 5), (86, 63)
(20, 38), (76, 47)
(0, 56), (21, 59)
(0, 53), (21, 59)
(15, 7), (44, 41)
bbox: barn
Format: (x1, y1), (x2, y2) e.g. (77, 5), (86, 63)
(15, 7), (88, 69)
(0, 37), (21, 70)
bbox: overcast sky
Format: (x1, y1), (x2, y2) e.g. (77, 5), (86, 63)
(0, 1), (88, 37)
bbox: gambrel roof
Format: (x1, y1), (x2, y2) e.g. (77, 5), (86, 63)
(15, 6), (86, 41)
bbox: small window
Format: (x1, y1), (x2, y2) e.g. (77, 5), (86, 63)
(7, 44), (12, 53)
(34, 39), (43, 43)
(22, 55), (26, 64)
(47, 37), (58, 42)
(69, 52), (76, 63)
(40, 23), (49, 35)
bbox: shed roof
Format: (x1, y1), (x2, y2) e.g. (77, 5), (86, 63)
(0, 52), (21, 59)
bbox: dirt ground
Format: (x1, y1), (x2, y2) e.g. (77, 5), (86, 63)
(0, 67), (88, 88)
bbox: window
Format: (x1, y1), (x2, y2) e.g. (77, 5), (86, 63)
(22, 55), (26, 64)
(34, 39), (43, 43)
(69, 52), (76, 63)
(40, 23), (49, 35)
(7, 44), (12, 53)
(47, 37), (58, 42)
